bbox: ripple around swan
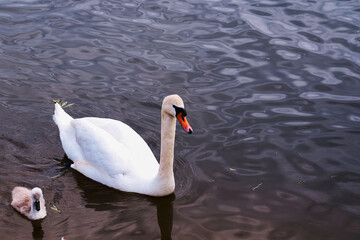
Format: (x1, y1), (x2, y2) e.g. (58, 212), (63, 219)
(240, 93), (287, 103)
(300, 92), (360, 101)
(276, 50), (302, 60)
(271, 107), (313, 116)
(1, 0), (360, 239)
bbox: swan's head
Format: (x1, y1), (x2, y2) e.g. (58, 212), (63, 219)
(163, 94), (193, 134)
(31, 187), (43, 211)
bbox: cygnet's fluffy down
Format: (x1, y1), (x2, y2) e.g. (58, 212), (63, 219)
(11, 186), (46, 220)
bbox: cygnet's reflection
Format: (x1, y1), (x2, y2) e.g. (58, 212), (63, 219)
(12, 207), (44, 240)
(31, 220), (44, 240)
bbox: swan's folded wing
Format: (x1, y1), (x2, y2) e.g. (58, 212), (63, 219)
(71, 118), (131, 176)
(83, 117), (160, 175)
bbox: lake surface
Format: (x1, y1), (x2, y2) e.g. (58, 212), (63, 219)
(0, 0), (360, 239)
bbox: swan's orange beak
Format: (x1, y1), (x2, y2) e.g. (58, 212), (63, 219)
(176, 113), (193, 134)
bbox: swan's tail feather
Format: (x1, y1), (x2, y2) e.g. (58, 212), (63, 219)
(53, 103), (82, 161)
(53, 103), (73, 126)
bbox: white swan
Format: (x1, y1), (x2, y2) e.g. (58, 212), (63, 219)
(53, 94), (192, 196)
(11, 187), (47, 220)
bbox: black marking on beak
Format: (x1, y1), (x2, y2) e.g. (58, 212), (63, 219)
(174, 105), (193, 134)
(173, 105), (187, 117)
(34, 200), (40, 211)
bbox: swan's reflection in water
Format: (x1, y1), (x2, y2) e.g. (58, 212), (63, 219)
(65, 155), (175, 239)
(153, 194), (174, 240)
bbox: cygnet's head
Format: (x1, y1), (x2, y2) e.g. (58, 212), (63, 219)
(31, 187), (43, 211)
(162, 94), (193, 134)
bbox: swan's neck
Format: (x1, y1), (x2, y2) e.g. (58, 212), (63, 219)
(156, 111), (176, 194)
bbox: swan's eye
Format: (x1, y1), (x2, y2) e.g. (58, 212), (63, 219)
(173, 105), (187, 117)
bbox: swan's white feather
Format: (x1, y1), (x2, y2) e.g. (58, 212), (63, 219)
(53, 103), (159, 194)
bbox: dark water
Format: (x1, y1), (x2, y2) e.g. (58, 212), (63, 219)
(0, 0), (360, 239)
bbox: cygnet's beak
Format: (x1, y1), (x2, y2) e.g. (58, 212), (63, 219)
(34, 200), (41, 211)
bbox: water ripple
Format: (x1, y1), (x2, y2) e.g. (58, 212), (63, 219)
(1, 0), (360, 239)
(271, 107), (313, 116)
(240, 93), (287, 103)
(300, 92), (360, 101)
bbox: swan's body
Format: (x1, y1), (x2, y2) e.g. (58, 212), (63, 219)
(11, 187), (46, 220)
(53, 95), (192, 196)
